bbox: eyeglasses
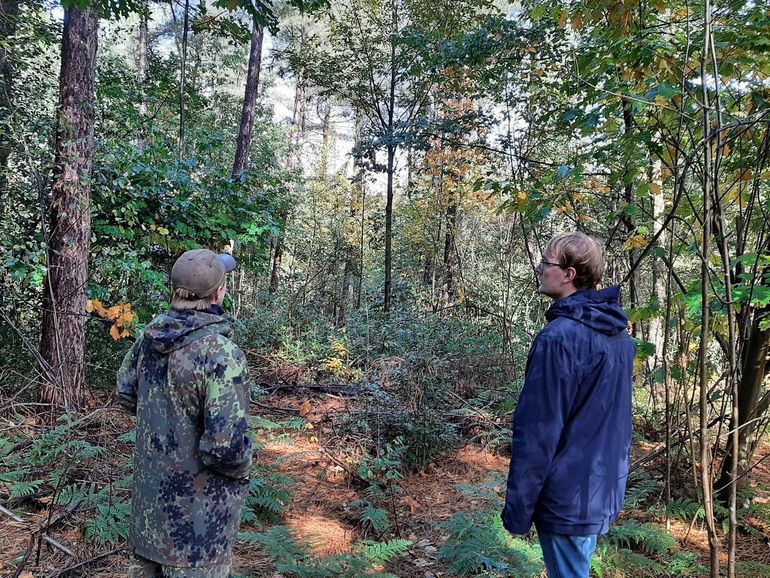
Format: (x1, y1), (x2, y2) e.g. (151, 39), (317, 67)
(535, 260), (567, 272)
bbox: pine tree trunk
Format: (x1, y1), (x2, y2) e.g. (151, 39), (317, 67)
(40, 7), (99, 411)
(232, 21), (263, 179)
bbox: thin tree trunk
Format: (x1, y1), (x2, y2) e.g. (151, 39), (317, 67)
(621, 98), (640, 339)
(441, 180), (457, 308)
(270, 78), (306, 294)
(231, 21), (263, 179)
(135, 5), (148, 149)
(0, 0), (18, 173)
(383, 0), (397, 313)
(384, 143), (394, 312)
(40, 7), (99, 412)
(649, 159), (666, 370)
(178, 0), (189, 159)
(699, 4), (720, 573)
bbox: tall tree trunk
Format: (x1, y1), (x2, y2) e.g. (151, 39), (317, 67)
(135, 5), (149, 149)
(178, 0), (189, 159)
(441, 180), (457, 308)
(40, 7), (99, 411)
(270, 78), (306, 294)
(649, 159), (666, 369)
(384, 143), (395, 312)
(0, 0), (18, 173)
(699, 5), (720, 573)
(621, 97), (640, 337)
(232, 21), (263, 179)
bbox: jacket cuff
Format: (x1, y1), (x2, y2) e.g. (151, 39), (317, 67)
(501, 509), (531, 535)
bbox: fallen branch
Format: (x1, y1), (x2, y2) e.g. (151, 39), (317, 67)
(257, 382), (361, 396)
(253, 400), (300, 415)
(0, 503), (75, 557)
(46, 547), (125, 578)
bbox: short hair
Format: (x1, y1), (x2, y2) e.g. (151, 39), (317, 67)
(546, 232), (604, 290)
(170, 281), (226, 311)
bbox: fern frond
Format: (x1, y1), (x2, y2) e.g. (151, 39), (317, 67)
(84, 499), (131, 546)
(607, 520), (676, 556)
(737, 561), (770, 578)
(360, 505), (389, 532)
(10, 479), (43, 498)
(624, 477), (660, 508)
(358, 538), (412, 564)
(0, 436), (14, 458)
(667, 497), (704, 521)
(0, 468), (28, 483)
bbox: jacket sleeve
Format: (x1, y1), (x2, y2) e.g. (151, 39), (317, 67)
(198, 344), (254, 479)
(501, 335), (578, 534)
(116, 339), (141, 415)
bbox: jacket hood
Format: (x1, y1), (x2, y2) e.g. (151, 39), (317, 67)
(142, 308), (232, 353)
(545, 285), (629, 336)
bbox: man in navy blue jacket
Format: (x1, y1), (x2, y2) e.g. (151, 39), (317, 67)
(502, 232), (634, 577)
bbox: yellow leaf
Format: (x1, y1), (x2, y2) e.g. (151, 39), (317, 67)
(305, 422), (314, 430)
(721, 143), (731, 157)
(653, 0), (666, 12)
(157, 226), (169, 236)
(38, 495), (52, 504)
(739, 169), (753, 182)
(85, 300), (95, 313)
(623, 234), (648, 251)
(558, 10), (568, 28)
(650, 182), (662, 195)
(517, 191), (528, 201)
(299, 400), (312, 417)
(110, 325), (121, 341)
(654, 95), (668, 106)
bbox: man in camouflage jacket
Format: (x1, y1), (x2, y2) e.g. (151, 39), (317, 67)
(117, 249), (253, 578)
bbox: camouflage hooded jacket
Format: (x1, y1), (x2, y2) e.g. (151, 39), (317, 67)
(117, 307), (253, 567)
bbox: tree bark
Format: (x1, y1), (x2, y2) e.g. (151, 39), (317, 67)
(384, 143), (395, 312)
(178, 0), (189, 159)
(231, 21), (264, 179)
(0, 0), (18, 173)
(135, 5), (149, 149)
(698, 6), (720, 573)
(40, 7), (99, 411)
(441, 179), (457, 308)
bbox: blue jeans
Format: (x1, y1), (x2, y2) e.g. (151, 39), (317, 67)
(538, 530), (597, 578)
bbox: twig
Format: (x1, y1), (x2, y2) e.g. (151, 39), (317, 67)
(13, 534), (36, 578)
(317, 445), (358, 479)
(253, 400), (300, 415)
(0, 311), (60, 389)
(0, 503), (76, 557)
(45, 547), (125, 578)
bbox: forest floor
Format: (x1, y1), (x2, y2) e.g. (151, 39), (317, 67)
(2, 373), (770, 578)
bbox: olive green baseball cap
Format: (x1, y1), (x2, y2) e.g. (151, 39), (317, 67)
(171, 249), (237, 298)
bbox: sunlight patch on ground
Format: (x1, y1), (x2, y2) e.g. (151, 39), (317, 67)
(285, 512), (354, 556)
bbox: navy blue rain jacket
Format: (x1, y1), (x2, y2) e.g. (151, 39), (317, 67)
(502, 285), (634, 536)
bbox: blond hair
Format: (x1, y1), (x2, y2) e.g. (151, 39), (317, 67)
(170, 282), (225, 311)
(546, 232), (604, 290)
